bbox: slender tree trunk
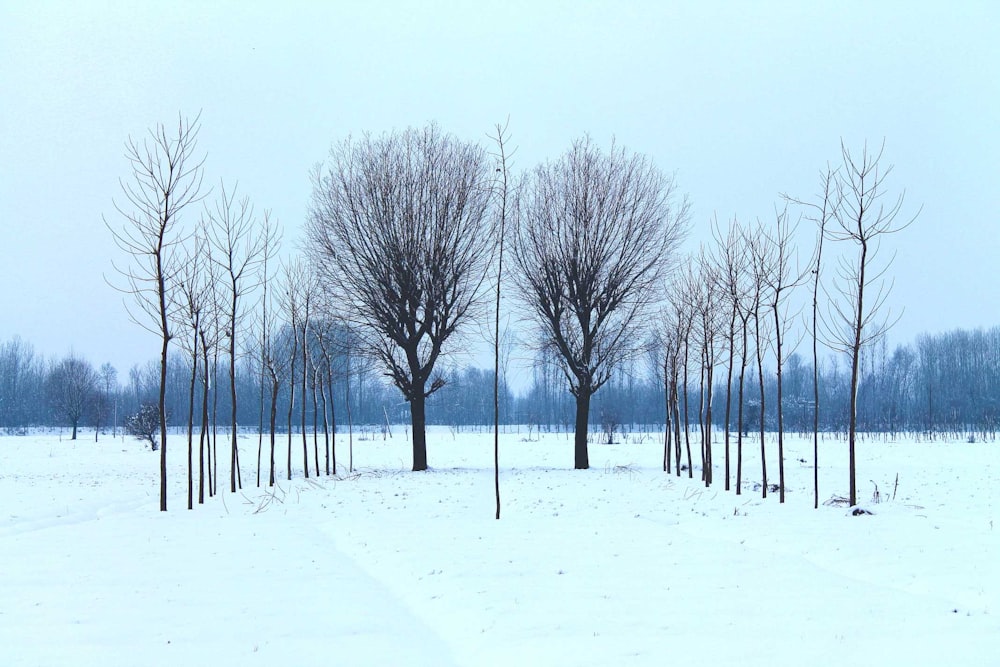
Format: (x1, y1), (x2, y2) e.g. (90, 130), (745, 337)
(187, 342), (197, 511)
(705, 340), (714, 487)
(672, 374), (682, 476)
(698, 350), (706, 481)
(328, 361), (337, 475)
(774, 305), (786, 504)
(319, 370), (329, 476)
(312, 368), (320, 477)
(663, 357), (671, 473)
(848, 239), (868, 506)
(301, 325), (310, 479)
(754, 312), (767, 498)
(269, 373), (279, 487)
(287, 331), (298, 481)
(682, 342), (693, 478)
(212, 353), (219, 497)
(812, 275), (821, 510)
(346, 367), (354, 473)
(228, 292), (239, 494)
(724, 308), (737, 491)
(257, 349), (265, 488)
(198, 339), (209, 504)
(736, 317), (749, 496)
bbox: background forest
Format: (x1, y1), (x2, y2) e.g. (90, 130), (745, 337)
(4, 325), (998, 443)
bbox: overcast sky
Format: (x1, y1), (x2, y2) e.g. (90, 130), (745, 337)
(1, 1), (998, 379)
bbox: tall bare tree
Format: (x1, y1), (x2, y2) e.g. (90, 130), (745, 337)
(785, 164), (840, 508)
(827, 141), (917, 506)
(108, 113), (206, 511)
(746, 224), (771, 498)
(711, 216), (748, 492)
(760, 206), (809, 503)
(173, 233), (210, 510)
(206, 184), (272, 493)
(490, 120), (513, 519)
(307, 124), (495, 471)
(510, 137), (688, 469)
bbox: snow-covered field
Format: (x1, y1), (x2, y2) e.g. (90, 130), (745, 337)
(1, 426), (997, 666)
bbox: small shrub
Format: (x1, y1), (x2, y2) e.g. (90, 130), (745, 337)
(125, 403), (161, 450)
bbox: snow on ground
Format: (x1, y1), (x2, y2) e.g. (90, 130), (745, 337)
(1, 426), (997, 666)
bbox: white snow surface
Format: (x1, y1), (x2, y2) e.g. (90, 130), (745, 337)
(1, 427), (997, 666)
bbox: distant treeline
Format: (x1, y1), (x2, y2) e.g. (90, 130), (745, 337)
(2, 326), (999, 442)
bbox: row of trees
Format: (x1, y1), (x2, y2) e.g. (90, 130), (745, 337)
(102, 114), (920, 510)
(13, 323), (1000, 443)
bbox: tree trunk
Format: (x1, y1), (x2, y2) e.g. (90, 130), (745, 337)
(301, 325), (310, 479)
(328, 363), (337, 475)
(573, 389), (591, 469)
(158, 334), (168, 510)
(187, 344), (197, 511)
(848, 243), (867, 506)
(724, 308), (737, 491)
(410, 392), (428, 471)
(269, 374), (279, 487)
(198, 343), (209, 505)
(704, 344), (714, 488)
(774, 306), (785, 504)
(663, 359), (671, 473)
(754, 313), (767, 499)
(736, 320), (748, 496)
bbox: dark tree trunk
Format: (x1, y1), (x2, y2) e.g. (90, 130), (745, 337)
(187, 343), (197, 511)
(301, 326), (310, 479)
(229, 332), (239, 493)
(328, 363), (337, 475)
(724, 308), (737, 491)
(158, 334), (168, 510)
(287, 332), (297, 481)
(269, 373), (279, 487)
(672, 376), (682, 476)
(847, 240), (868, 507)
(755, 313), (767, 499)
(573, 389), (591, 469)
(682, 346), (693, 479)
(410, 392), (428, 471)
(774, 305), (786, 504)
(736, 321), (748, 496)
(704, 344), (714, 487)
(198, 342), (209, 505)
(663, 358), (671, 473)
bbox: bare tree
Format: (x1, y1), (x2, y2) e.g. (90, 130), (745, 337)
(47, 355), (97, 440)
(307, 124), (495, 471)
(252, 212), (281, 486)
(711, 217), (749, 492)
(827, 141), (917, 506)
(746, 224), (771, 498)
(510, 137), (688, 469)
(98, 362), (119, 439)
(205, 184), (272, 493)
(107, 113), (206, 511)
(760, 206), (809, 503)
(490, 120), (513, 519)
(173, 234), (210, 510)
(785, 164), (840, 508)
(692, 249), (723, 487)
(279, 258), (306, 480)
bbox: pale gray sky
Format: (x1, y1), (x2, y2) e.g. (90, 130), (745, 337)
(1, 1), (998, 377)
